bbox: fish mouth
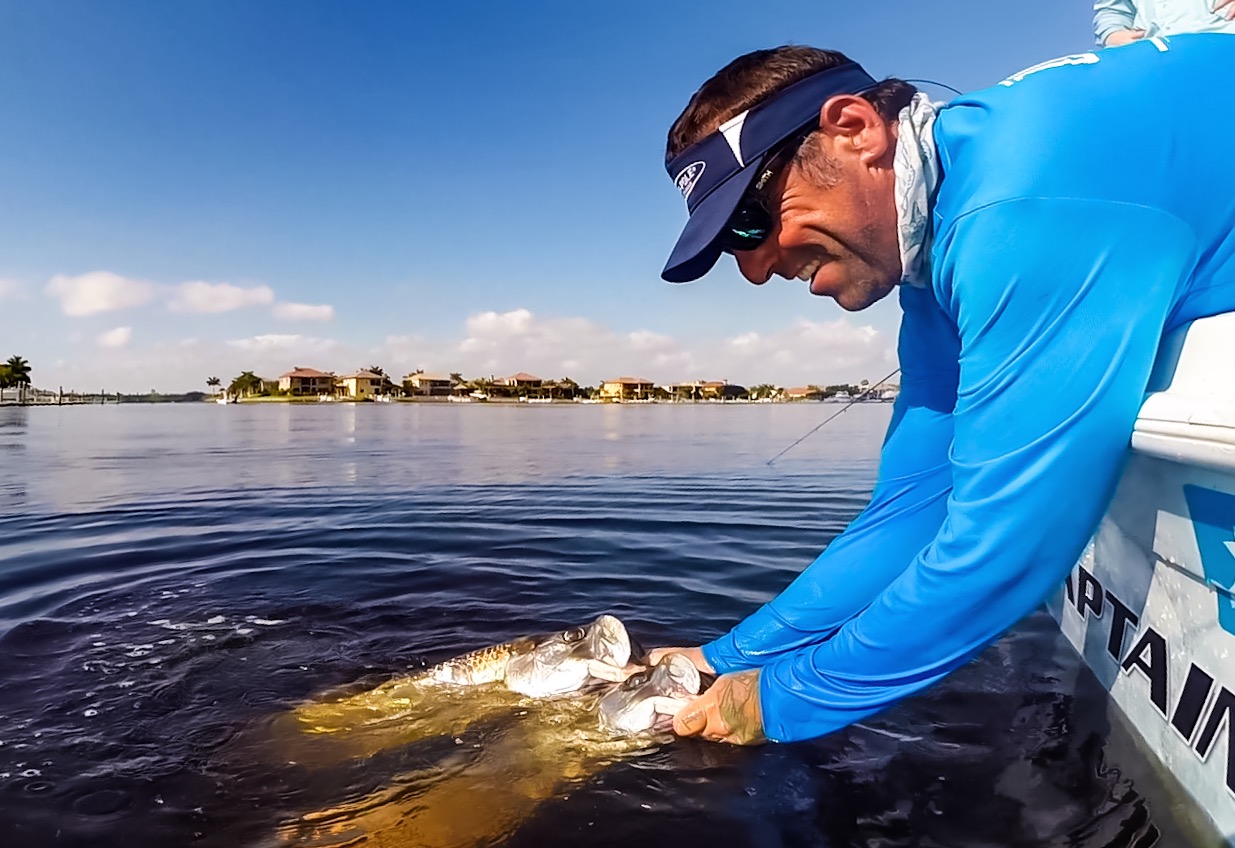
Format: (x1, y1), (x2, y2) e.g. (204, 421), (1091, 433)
(597, 653), (704, 735)
(583, 614), (631, 668)
(653, 653), (701, 698)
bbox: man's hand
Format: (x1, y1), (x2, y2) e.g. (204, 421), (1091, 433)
(645, 645), (714, 674)
(671, 668), (767, 745)
(1216, 0), (1235, 20)
(1105, 28), (1146, 46)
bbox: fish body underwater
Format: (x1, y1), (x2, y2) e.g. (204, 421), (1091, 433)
(270, 615), (635, 763)
(277, 653), (706, 848)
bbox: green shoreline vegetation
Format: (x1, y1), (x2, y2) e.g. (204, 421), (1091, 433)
(0, 357), (899, 405)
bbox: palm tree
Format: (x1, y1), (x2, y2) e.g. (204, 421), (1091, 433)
(5, 356), (31, 403)
(556, 377), (579, 400)
(206, 376), (221, 396)
(228, 371), (263, 398)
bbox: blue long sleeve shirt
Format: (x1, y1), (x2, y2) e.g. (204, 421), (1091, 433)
(1094, 0), (1235, 45)
(703, 34), (1235, 743)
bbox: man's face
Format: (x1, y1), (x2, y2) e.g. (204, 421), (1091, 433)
(730, 97), (901, 312)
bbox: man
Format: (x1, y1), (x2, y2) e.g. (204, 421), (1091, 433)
(649, 35), (1235, 745)
(1095, 0), (1235, 47)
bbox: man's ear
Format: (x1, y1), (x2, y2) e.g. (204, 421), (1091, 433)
(817, 95), (892, 164)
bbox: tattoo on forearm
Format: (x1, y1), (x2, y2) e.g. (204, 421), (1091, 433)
(717, 669), (767, 745)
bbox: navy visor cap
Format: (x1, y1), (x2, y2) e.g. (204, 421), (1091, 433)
(661, 62), (877, 283)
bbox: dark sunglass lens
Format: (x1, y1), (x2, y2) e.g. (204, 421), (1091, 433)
(720, 202), (770, 253)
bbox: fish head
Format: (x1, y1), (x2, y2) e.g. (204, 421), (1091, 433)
(505, 615), (632, 698)
(575, 614), (632, 669)
(597, 652), (702, 736)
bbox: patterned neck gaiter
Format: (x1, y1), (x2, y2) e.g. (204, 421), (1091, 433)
(893, 93), (942, 289)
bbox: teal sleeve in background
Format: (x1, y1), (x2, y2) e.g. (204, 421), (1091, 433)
(1094, 0), (1137, 43)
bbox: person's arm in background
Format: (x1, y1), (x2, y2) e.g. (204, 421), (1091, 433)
(750, 198), (1194, 742)
(696, 284), (959, 675)
(1095, 0), (1145, 45)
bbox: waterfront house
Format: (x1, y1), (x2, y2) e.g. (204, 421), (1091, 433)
(701, 380), (747, 400)
(541, 378), (580, 400)
(600, 376), (654, 401)
(665, 380), (705, 401)
(665, 379), (745, 401)
(497, 372), (543, 389)
(279, 367), (335, 396)
(784, 386), (823, 401)
(337, 370), (383, 400)
(403, 371), (454, 396)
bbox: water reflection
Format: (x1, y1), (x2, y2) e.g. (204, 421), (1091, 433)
(0, 403), (1214, 847)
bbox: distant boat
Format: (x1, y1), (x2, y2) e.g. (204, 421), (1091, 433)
(215, 394), (238, 405)
(469, 391), (489, 401)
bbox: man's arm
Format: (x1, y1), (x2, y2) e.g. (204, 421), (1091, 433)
(702, 284), (959, 674)
(756, 198), (1195, 742)
(1094, 0), (1143, 45)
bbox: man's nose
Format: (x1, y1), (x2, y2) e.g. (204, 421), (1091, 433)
(734, 244), (775, 286)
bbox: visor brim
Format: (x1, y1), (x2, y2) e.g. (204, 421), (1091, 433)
(660, 155), (767, 284)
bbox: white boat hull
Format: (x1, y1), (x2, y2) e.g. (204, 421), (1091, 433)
(1049, 313), (1235, 844)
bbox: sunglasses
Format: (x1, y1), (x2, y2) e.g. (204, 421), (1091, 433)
(716, 133), (807, 254)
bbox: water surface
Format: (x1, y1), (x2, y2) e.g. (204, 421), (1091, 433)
(0, 403), (1203, 846)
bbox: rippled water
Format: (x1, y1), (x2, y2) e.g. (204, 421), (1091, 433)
(0, 403), (1210, 846)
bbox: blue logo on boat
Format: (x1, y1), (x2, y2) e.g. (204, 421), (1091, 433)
(1182, 485), (1235, 637)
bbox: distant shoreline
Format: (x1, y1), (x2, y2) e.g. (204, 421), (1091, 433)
(1, 395), (895, 407)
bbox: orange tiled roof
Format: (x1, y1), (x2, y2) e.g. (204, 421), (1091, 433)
(280, 367), (332, 379)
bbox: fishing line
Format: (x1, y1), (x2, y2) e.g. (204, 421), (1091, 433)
(765, 367), (901, 466)
(904, 78), (963, 96)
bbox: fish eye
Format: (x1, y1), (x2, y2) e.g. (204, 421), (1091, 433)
(562, 627), (586, 643)
(625, 672), (649, 688)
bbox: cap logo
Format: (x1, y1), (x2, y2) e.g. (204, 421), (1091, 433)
(674, 161), (705, 200)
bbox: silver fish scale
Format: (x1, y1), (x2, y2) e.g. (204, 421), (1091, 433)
(420, 637), (538, 686)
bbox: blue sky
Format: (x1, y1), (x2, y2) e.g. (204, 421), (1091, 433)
(0, 0), (1092, 392)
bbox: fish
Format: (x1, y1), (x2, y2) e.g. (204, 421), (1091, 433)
(276, 655), (709, 848)
(267, 614), (635, 765)
(421, 613), (634, 696)
(598, 652), (703, 736)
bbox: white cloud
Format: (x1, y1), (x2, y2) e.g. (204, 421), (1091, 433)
(97, 327), (132, 348)
(721, 318), (887, 377)
(28, 307), (894, 394)
(445, 308), (892, 386)
(46, 271), (156, 316)
(168, 281), (274, 314)
(226, 333), (337, 352)
(273, 301), (334, 322)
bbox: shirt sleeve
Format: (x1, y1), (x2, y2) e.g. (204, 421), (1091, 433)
(702, 285), (959, 674)
(1094, 0), (1138, 44)
(757, 198), (1196, 742)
